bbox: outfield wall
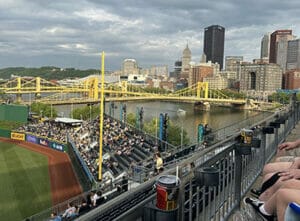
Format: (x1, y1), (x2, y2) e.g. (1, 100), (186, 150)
(0, 104), (29, 123)
(67, 137), (94, 191)
(0, 128), (11, 138)
(8, 131), (67, 152)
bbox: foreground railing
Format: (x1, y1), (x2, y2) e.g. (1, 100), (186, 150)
(76, 101), (300, 221)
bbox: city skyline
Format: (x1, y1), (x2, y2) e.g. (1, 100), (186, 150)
(0, 0), (299, 71)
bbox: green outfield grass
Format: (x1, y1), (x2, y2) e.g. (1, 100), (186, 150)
(0, 142), (52, 221)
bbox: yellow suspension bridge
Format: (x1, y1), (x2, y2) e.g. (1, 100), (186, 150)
(0, 76), (263, 109)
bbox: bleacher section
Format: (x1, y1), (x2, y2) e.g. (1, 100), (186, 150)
(20, 114), (207, 221)
(69, 115), (158, 182)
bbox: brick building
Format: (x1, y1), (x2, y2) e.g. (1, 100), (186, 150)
(284, 69), (300, 89)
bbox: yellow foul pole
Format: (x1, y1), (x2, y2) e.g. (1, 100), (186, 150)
(98, 51), (105, 181)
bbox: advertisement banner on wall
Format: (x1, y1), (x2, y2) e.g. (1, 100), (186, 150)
(39, 138), (49, 147)
(26, 134), (38, 144)
(11, 132), (25, 141)
(49, 142), (65, 152)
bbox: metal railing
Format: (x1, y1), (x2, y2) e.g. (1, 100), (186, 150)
(75, 101), (300, 221)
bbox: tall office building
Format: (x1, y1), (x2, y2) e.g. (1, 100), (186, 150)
(122, 59), (139, 76)
(287, 39), (300, 70)
(180, 44), (192, 79)
(225, 56), (243, 81)
(261, 33), (270, 59)
(225, 56), (243, 71)
(203, 25), (225, 70)
(182, 44), (191, 71)
(172, 60), (182, 78)
(269, 30), (293, 66)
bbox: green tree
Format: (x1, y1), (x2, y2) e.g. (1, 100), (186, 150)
(268, 92), (290, 104)
(166, 121), (189, 146)
(126, 113), (136, 126)
(72, 105), (100, 120)
(127, 113), (190, 146)
(30, 102), (58, 118)
(221, 89), (246, 99)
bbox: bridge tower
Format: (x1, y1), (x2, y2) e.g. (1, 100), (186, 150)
(87, 77), (99, 100)
(93, 77), (99, 100)
(35, 77), (41, 99)
(16, 77), (22, 103)
(121, 81), (127, 95)
(196, 82), (208, 99)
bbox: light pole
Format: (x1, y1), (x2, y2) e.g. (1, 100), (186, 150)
(71, 103), (73, 118)
(177, 109), (186, 150)
(51, 104), (53, 118)
(89, 105), (92, 121)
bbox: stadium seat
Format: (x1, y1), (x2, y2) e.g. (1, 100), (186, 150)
(285, 202), (300, 221)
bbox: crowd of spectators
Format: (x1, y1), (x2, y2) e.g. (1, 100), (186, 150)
(69, 116), (157, 180)
(49, 176), (129, 221)
(17, 120), (68, 143)
(16, 115), (158, 181)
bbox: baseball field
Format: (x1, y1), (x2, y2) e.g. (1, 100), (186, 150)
(0, 139), (82, 221)
(0, 141), (51, 221)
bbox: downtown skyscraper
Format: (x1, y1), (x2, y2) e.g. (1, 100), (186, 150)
(269, 30), (294, 72)
(203, 25), (225, 70)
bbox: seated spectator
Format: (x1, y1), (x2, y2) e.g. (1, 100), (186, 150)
(155, 152), (163, 174)
(90, 190), (106, 207)
(96, 190), (106, 206)
(86, 193), (92, 208)
(251, 149), (300, 202)
(262, 139), (300, 176)
(90, 191), (99, 207)
(245, 180), (300, 221)
(62, 202), (76, 219)
(78, 199), (90, 215)
(50, 212), (62, 221)
(121, 175), (128, 192)
(277, 139), (300, 158)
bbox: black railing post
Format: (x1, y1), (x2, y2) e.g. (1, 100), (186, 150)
(234, 149), (242, 203)
(261, 132), (267, 165)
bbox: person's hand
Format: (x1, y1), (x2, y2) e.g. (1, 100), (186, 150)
(278, 141), (297, 151)
(279, 169), (300, 181)
(290, 157), (300, 169)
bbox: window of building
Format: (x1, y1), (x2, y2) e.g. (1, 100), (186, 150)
(250, 72), (256, 90)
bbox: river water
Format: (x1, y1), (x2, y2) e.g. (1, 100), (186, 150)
(55, 101), (261, 143)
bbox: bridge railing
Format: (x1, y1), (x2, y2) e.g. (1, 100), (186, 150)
(75, 100), (300, 221)
(198, 110), (273, 146)
(161, 111), (274, 169)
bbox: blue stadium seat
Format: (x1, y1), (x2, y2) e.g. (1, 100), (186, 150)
(285, 202), (300, 221)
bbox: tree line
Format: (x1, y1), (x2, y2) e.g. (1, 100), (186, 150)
(0, 67), (100, 80)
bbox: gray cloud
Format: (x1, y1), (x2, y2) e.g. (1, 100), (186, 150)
(0, 0), (299, 71)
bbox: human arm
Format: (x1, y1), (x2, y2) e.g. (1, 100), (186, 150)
(278, 139), (300, 151)
(279, 168), (300, 181)
(290, 157), (300, 169)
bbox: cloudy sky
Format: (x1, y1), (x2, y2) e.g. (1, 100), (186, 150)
(0, 0), (299, 71)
